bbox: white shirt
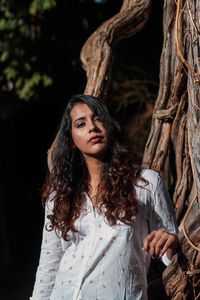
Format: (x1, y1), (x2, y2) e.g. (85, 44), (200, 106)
(30, 169), (178, 300)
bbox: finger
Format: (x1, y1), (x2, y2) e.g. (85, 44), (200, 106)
(142, 231), (156, 253)
(148, 230), (167, 258)
(149, 235), (163, 258)
(154, 238), (167, 257)
(159, 235), (178, 257)
(153, 231), (172, 257)
(159, 239), (172, 257)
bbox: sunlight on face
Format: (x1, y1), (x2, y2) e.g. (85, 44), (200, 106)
(70, 103), (109, 160)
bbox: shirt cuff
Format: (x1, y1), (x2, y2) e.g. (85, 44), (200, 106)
(161, 252), (172, 266)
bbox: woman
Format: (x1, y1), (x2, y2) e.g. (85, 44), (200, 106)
(30, 94), (178, 300)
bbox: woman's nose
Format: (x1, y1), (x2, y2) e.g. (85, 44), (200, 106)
(88, 119), (98, 132)
(89, 121), (96, 132)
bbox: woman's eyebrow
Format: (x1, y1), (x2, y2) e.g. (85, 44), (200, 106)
(74, 113), (96, 124)
(74, 117), (86, 124)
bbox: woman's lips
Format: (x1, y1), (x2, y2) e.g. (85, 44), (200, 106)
(89, 136), (103, 143)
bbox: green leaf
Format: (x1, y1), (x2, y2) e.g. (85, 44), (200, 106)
(43, 0), (56, 10)
(0, 19), (16, 31)
(29, 0), (56, 16)
(42, 74), (53, 87)
(4, 66), (17, 80)
(0, 51), (9, 62)
(17, 72), (42, 100)
(24, 63), (31, 71)
(4, 9), (14, 19)
(16, 78), (23, 88)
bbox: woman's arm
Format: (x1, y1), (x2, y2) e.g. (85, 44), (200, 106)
(142, 171), (179, 262)
(30, 200), (65, 300)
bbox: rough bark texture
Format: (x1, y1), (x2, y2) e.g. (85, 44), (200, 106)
(142, 0), (192, 222)
(80, 0), (151, 100)
(162, 213), (200, 299)
(47, 0), (151, 171)
(186, 0), (200, 205)
(142, 0), (200, 298)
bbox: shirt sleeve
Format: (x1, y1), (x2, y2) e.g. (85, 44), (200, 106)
(149, 173), (178, 235)
(149, 173), (178, 266)
(30, 199), (65, 300)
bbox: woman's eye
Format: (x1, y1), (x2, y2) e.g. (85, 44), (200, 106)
(94, 117), (101, 122)
(77, 122), (85, 128)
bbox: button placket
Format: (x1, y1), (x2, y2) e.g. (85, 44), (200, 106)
(72, 195), (97, 300)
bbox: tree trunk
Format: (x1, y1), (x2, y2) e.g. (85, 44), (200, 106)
(142, 0), (200, 298)
(142, 0), (192, 222)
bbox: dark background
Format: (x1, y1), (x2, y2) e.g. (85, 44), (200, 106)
(0, 0), (164, 299)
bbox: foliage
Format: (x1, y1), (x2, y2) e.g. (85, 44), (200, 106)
(0, 0), (56, 100)
(0, 0), (122, 101)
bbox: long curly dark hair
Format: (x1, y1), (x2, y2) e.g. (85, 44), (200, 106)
(42, 94), (147, 241)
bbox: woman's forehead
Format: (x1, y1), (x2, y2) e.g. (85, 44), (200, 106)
(70, 103), (95, 121)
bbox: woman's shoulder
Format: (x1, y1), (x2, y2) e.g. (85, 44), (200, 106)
(140, 167), (160, 181)
(138, 167), (161, 192)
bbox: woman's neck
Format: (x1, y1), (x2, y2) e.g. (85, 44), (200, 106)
(83, 155), (104, 205)
(84, 156), (103, 183)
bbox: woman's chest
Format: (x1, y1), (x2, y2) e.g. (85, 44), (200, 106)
(61, 196), (150, 252)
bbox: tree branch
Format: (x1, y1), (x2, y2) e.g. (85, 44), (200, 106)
(47, 0), (151, 171)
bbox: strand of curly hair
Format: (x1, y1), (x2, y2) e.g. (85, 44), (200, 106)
(42, 140), (147, 242)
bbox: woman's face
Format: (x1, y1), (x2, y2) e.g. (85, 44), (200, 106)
(70, 103), (110, 160)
